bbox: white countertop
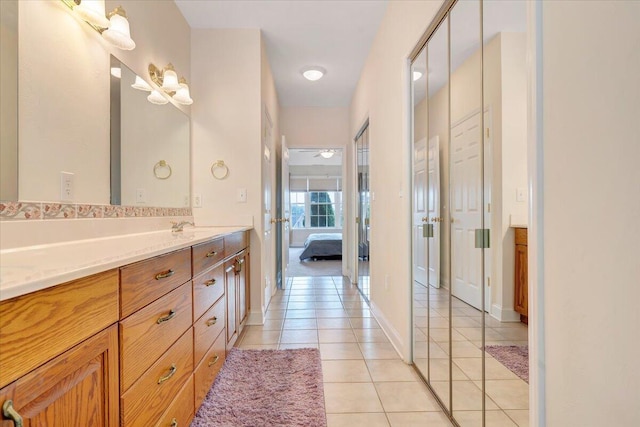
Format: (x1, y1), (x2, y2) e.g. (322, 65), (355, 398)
(0, 226), (251, 301)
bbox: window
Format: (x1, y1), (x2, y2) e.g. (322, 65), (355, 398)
(291, 191), (342, 229)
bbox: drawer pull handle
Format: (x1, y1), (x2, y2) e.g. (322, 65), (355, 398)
(2, 400), (23, 427)
(170, 418), (178, 427)
(206, 317), (218, 326)
(206, 251), (218, 258)
(204, 279), (217, 287)
(155, 269), (175, 280)
(208, 355), (220, 367)
(157, 309), (176, 324)
(158, 363), (177, 384)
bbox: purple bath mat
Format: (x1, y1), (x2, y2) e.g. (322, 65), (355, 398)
(191, 348), (326, 427)
(485, 345), (529, 383)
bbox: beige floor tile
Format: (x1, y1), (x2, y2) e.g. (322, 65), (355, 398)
(323, 382), (384, 413)
(316, 295), (342, 302)
(322, 360), (372, 382)
(494, 328), (529, 341)
(285, 309), (317, 319)
(450, 381), (499, 411)
(283, 318), (318, 330)
(347, 308), (373, 318)
(430, 358), (468, 381)
(375, 382), (441, 412)
(350, 318), (381, 329)
(387, 412), (452, 427)
(317, 309), (349, 318)
(359, 342), (400, 360)
(319, 329), (358, 343)
(453, 410), (517, 427)
(450, 340), (483, 358)
(327, 413), (390, 427)
(484, 380), (529, 410)
(318, 318), (352, 329)
(265, 310), (286, 320)
(353, 328), (390, 343)
(236, 343), (278, 350)
(241, 329), (281, 345)
(453, 358), (519, 381)
(279, 343), (318, 350)
(366, 360), (420, 382)
(505, 409), (529, 427)
(287, 301), (317, 310)
(320, 343), (364, 360)
(257, 319), (285, 330)
(316, 301), (345, 309)
(280, 329), (318, 344)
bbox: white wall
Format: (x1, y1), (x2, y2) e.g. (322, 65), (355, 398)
(0, 0), (18, 201)
(280, 107), (349, 149)
(349, 0), (442, 359)
(17, 0), (190, 204)
(540, 1), (640, 425)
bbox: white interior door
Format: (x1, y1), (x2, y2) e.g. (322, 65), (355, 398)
(413, 137), (428, 285)
(262, 108), (274, 303)
(451, 112), (483, 309)
(280, 136), (290, 289)
(427, 136), (441, 288)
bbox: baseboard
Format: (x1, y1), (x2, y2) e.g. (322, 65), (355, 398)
(490, 303), (521, 322)
(370, 301), (407, 362)
(246, 307), (265, 325)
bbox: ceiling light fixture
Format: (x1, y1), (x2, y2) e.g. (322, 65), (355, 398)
(302, 66), (326, 81)
(319, 150), (335, 159)
(413, 71), (423, 81)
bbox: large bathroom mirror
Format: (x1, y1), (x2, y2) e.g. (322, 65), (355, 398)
(110, 56), (190, 207)
(0, 0), (18, 201)
(410, 1), (529, 425)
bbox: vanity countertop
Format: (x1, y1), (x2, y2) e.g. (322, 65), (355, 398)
(0, 226), (251, 301)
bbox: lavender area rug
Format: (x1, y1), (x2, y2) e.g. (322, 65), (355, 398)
(485, 345), (529, 383)
(191, 348), (326, 427)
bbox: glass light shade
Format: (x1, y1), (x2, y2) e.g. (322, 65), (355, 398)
(173, 83), (193, 105)
(320, 150), (335, 159)
(102, 13), (136, 51)
(302, 67), (325, 81)
(74, 0), (109, 28)
(161, 69), (180, 92)
(412, 71), (423, 81)
(110, 67), (121, 78)
(147, 90), (168, 105)
(131, 75), (152, 91)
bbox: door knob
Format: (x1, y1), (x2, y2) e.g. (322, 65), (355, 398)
(421, 217), (428, 222)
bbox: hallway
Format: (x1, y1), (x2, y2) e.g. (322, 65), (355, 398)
(236, 275), (452, 426)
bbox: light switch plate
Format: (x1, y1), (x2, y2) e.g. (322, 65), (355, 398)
(60, 172), (74, 201)
(136, 188), (146, 204)
(193, 194), (202, 208)
(237, 188), (247, 203)
(516, 187), (526, 202)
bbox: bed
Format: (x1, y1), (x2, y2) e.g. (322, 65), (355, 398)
(299, 233), (343, 260)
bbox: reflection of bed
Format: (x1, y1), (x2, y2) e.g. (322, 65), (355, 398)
(299, 233), (342, 260)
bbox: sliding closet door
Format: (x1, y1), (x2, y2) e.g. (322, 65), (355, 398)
(355, 126), (370, 300)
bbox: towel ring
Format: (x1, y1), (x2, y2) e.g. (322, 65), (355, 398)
(154, 160), (172, 180)
(211, 160), (229, 180)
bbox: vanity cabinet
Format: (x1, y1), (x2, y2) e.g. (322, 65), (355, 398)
(0, 270), (120, 427)
(514, 227), (529, 323)
(224, 248), (250, 350)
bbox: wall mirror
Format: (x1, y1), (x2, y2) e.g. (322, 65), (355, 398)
(110, 56), (190, 208)
(411, 0), (529, 425)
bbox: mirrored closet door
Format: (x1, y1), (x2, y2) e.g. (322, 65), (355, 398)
(410, 1), (529, 426)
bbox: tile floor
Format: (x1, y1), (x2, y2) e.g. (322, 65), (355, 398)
(236, 275), (453, 427)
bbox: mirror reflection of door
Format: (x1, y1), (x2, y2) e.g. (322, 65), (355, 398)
(355, 124), (370, 300)
(275, 136), (291, 289)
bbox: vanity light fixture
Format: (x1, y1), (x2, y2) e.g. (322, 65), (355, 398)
(413, 71), (423, 81)
(110, 67), (121, 78)
(61, 1), (136, 51)
(131, 76), (152, 91)
(173, 78), (194, 105)
(160, 64), (180, 92)
(147, 90), (169, 105)
(302, 66), (326, 81)
(148, 63), (194, 105)
(319, 149), (336, 159)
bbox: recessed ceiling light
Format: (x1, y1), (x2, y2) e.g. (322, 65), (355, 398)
(412, 71), (423, 81)
(302, 66), (326, 81)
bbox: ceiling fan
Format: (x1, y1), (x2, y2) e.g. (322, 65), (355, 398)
(297, 149), (337, 159)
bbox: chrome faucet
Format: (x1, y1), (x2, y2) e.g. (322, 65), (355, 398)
(171, 221), (194, 232)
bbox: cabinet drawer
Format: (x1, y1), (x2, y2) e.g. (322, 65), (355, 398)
(0, 270), (118, 388)
(224, 231), (248, 257)
(154, 375), (194, 427)
(120, 248), (191, 318)
(192, 238), (224, 276)
(120, 283), (193, 392)
(194, 296), (226, 365)
(193, 263), (225, 321)
(121, 329), (194, 427)
(515, 227), (528, 246)
(194, 329), (226, 409)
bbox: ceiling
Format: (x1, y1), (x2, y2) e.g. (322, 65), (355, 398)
(175, 0), (389, 108)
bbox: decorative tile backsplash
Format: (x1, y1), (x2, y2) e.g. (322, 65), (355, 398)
(0, 202), (192, 221)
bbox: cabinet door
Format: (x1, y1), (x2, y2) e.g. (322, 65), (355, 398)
(514, 243), (528, 317)
(225, 260), (237, 348)
(238, 251), (249, 326)
(0, 325), (119, 427)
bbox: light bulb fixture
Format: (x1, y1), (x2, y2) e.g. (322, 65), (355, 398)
(412, 71), (423, 81)
(131, 76), (152, 92)
(319, 150), (336, 159)
(110, 67), (121, 78)
(147, 90), (168, 105)
(102, 6), (136, 51)
(302, 66), (326, 81)
(173, 78), (193, 105)
(73, 0), (109, 28)
(161, 64), (180, 92)
(61, 1), (136, 51)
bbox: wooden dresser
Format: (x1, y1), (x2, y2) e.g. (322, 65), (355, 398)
(514, 227), (528, 324)
(0, 230), (250, 427)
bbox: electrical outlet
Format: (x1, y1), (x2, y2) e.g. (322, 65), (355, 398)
(193, 194), (202, 208)
(60, 172), (74, 201)
(237, 188), (247, 203)
(136, 188), (146, 204)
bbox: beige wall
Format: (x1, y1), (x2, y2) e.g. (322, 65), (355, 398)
(17, 0), (190, 204)
(0, 0), (18, 201)
(349, 0), (442, 358)
(280, 107), (349, 149)
(541, 1), (640, 425)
